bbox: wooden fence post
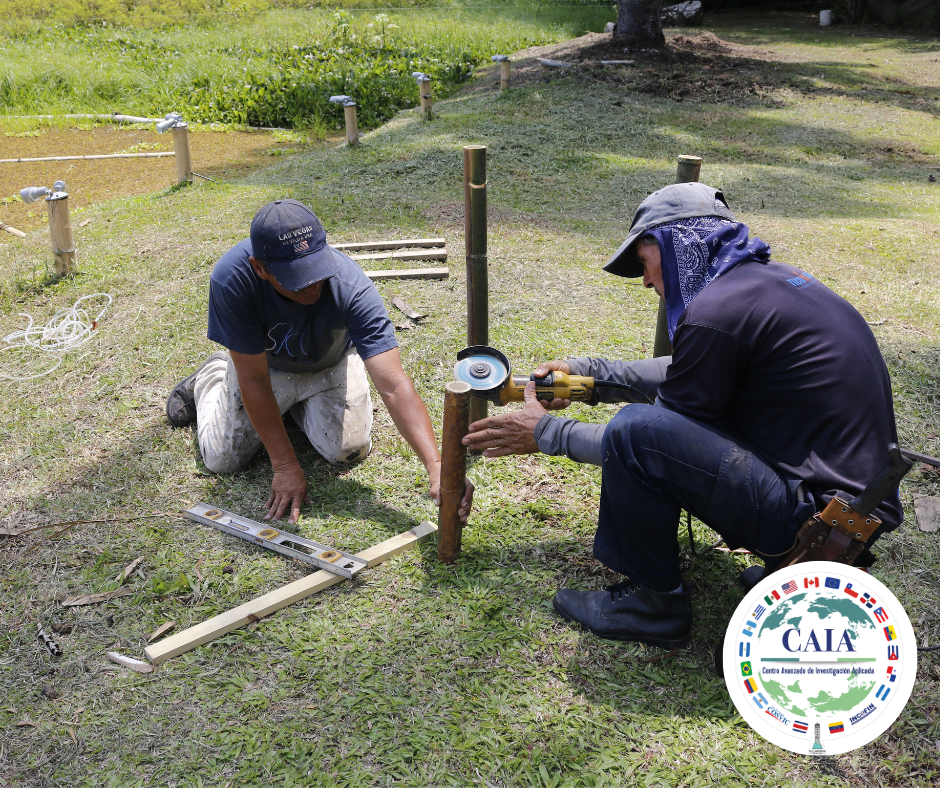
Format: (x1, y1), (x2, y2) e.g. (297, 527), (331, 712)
(652, 155), (703, 358)
(344, 104), (359, 146)
(171, 125), (193, 185)
(438, 381), (471, 562)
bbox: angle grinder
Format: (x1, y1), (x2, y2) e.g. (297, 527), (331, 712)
(454, 345), (650, 406)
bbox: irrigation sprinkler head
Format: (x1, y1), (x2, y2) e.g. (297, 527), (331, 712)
(492, 55), (509, 62)
(20, 180), (68, 204)
(412, 72), (431, 83)
(328, 95), (357, 107)
(156, 112), (186, 133)
(19, 186), (52, 204)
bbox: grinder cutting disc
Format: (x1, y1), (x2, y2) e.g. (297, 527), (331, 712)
(454, 346), (509, 391)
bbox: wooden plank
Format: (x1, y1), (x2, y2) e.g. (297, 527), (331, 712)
(333, 238), (445, 252)
(350, 249), (447, 263)
(365, 267), (449, 282)
(144, 521), (437, 665)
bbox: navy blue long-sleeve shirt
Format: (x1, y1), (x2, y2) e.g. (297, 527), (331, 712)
(536, 260), (902, 536)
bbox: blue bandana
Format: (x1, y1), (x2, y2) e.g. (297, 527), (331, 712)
(642, 218), (772, 341)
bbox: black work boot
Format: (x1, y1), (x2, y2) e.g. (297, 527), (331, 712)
(166, 351), (228, 427)
(552, 579), (692, 648)
(738, 564), (765, 591)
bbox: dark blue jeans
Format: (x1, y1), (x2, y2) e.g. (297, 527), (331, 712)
(595, 404), (816, 592)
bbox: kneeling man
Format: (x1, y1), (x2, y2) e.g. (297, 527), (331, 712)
(168, 199), (471, 525)
(464, 183), (901, 649)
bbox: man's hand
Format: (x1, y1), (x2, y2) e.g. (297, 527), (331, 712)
(428, 460), (474, 523)
(462, 382), (547, 457)
(265, 462), (311, 524)
(533, 359), (572, 411)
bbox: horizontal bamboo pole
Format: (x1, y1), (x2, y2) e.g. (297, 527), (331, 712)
(0, 152), (174, 164)
(364, 267), (450, 281)
(350, 249), (446, 263)
(332, 238), (445, 252)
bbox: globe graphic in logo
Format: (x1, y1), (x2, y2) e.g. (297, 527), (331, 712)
(724, 563), (917, 756)
(756, 591), (877, 717)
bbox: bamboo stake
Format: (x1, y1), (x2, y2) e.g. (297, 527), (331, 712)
(171, 125), (193, 185)
(418, 76), (433, 117)
(464, 145), (488, 426)
(344, 104), (359, 146)
(492, 55), (511, 91)
(676, 155), (703, 184)
(438, 381), (471, 563)
(0, 221), (26, 238)
(47, 196), (75, 276)
(0, 152), (174, 164)
(652, 155), (703, 358)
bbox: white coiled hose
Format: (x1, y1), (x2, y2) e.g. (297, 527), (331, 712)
(0, 293), (112, 381)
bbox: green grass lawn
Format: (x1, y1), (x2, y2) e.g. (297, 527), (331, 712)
(1, 10), (939, 787)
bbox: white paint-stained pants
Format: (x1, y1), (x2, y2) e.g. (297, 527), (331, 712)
(193, 350), (373, 474)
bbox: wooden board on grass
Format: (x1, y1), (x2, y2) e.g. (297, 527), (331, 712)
(144, 521), (437, 665)
(332, 238), (445, 252)
(365, 267), (449, 281)
(350, 249), (446, 263)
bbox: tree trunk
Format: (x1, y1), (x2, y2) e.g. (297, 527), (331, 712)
(615, 0), (665, 47)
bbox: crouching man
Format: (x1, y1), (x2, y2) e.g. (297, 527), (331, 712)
(167, 199), (472, 525)
(463, 183), (901, 649)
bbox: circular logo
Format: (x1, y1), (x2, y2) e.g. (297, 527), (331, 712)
(723, 562), (916, 756)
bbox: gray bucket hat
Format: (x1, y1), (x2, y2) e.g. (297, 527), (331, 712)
(604, 182), (735, 277)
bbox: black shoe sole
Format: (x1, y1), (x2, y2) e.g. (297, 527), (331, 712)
(552, 596), (691, 650)
(166, 351), (228, 427)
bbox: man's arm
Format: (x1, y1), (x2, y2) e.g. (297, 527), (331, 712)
(229, 350), (310, 524)
(363, 348), (472, 521)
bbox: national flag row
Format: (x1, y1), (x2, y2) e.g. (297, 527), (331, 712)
(754, 576), (890, 624)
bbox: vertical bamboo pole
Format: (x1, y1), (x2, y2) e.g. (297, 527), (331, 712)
(438, 381), (471, 563)
(419, 76), (433, 117)
(344, 104), (359, 146)
(676, 155), (702, 184)
(47, 197), (75, 276)
(652, 155), (703, 358)
(500, 61), (511, 91)
(171, 125), (193, 185)
(464, 145), (488, 426)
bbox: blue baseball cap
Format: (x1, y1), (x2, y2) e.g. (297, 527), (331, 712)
(249, 199), (339, 291)
(604, 182), (735, 277)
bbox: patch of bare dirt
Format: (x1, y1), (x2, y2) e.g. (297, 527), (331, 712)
(481, 30), (785, 108)
(0, 125), (320, 233)
(474, 28), (939, 120)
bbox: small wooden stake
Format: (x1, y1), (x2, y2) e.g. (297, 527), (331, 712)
(171, 125), (193, 185)
(419, 77), (433, 117)
(0, 221), (26, 238)
(652, 154), (703, 358)
(46, 196), (75, 276)
(464, 145), (488, 426)
(500, 60), (511, 91)
(438, 381), (471, 563)
(344, 104), (359, 146)
(675, 155), (702, 184)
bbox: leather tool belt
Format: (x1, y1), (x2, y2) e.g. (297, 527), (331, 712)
(779, 496), (881, 569)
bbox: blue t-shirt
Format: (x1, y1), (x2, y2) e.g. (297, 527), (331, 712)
(207, 239), (398, 372)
